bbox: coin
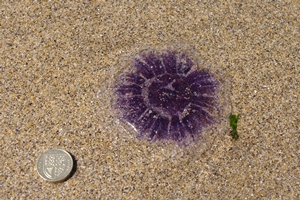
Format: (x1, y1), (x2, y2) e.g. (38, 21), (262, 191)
(36, 149), (73, 182)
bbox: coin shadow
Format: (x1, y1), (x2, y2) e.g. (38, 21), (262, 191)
(67, 153), (78, 181)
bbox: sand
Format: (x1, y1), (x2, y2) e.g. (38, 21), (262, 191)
(1, 0), (299, 199)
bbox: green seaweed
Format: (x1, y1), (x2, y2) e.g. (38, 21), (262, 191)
(229, 114), (240, 140)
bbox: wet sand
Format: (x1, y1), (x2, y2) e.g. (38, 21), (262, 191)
(1, 1), (299, 199)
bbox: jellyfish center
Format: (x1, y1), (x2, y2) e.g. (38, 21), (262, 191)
(146, 74), (191, 118)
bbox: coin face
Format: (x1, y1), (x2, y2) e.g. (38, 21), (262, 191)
(36, 149), (73, 182)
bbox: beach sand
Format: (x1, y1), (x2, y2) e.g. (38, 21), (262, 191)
(1, 0), (299, 199)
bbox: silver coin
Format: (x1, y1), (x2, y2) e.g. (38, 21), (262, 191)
(36, 149), (73, 182)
